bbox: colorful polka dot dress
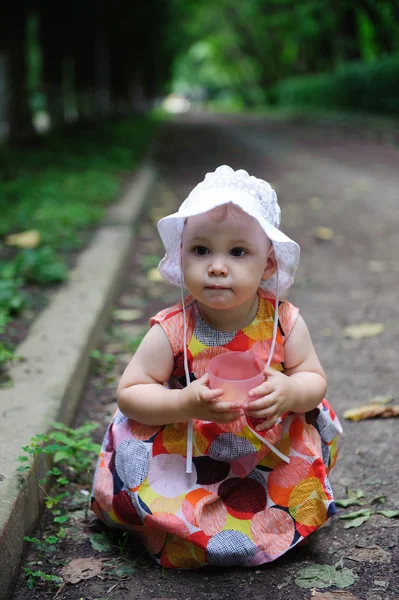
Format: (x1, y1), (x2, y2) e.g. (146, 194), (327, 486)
(91, 289), (342, 569)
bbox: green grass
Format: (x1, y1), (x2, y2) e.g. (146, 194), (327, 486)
(0, 114), (159, 369)
(0, 116), (158, 248)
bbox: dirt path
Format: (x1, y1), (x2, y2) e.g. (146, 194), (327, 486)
(11, 115), (399, 600)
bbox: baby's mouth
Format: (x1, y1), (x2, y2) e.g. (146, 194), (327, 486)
(205, 285), (231, 290)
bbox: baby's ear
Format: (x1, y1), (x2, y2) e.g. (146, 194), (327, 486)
(261, 248), (277, 281)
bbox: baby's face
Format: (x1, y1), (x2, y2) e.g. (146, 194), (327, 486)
(181, 205), (275, 310)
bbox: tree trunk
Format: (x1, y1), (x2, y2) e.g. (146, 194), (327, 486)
(6, 7), (37, 145)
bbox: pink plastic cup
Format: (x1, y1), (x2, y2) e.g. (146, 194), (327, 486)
(208, 351), (265, 404)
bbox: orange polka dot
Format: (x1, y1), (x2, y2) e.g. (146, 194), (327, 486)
(268, 457), (313, 506)
(183, 489), (213, 527)
(129, 421), (162, 440)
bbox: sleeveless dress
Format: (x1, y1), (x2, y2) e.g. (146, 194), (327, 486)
(91, 289), (342, 569)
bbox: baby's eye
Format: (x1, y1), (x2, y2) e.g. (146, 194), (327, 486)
(193, 246), (209, 256)
(230, 247), (247, 257)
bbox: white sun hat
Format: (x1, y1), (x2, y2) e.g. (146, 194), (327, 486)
(157, 165), (300, 295)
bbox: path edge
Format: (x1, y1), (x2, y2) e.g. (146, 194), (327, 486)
(0, 161), (158, 600)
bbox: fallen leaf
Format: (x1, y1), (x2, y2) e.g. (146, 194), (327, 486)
(5, 229), (41, 248)
(310, 592), (359, 599)
(346, 545), (391, 564)
(348, 489), (364, 499)
(339, 509), (372, 520)
(368, 260), (388, 273)
(60, 557), (106, 584)
(376, 510), (399, 518)
(343, 404), (399, 421)
(369, 395), (393, 405)
(295, 564), (358, 589)
(308, 197), (324, 211)
(314, 226), (334, 240)
(373, 580), (389, 589)
(336, 491), (364, 508)
(322, 328), (333, 337)
(146, 267), (164, 282)
(343, 515), (371, 529)
(351, 178), (371, 192)
(112, 309), (143, 321)
(104, 563), (136, 578)
(370, 496), (386, 504)
(69, 508), (88, 522)
(343, 323), (384, 339)
(89, 532), (113, 552)
(339, 509), (372, 529)
(335, 498), (364, 508)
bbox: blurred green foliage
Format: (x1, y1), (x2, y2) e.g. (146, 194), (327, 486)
(168, 0), (399, 114)
(0, 115), (157, 368)
(270, 55), (399, 115)
(0, 117), (157, 247)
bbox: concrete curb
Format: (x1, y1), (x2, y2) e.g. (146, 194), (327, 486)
(0, 162), (157, 599)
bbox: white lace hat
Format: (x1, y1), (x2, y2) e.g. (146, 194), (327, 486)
(157, 165), (300, 294)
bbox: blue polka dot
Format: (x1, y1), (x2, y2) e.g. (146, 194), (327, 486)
(207, 530), (256, 566)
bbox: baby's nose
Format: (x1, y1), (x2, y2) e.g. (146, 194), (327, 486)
(208, 260), (228, 276)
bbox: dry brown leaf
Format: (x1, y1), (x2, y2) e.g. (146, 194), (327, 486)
(314, 226), (334, 240)
(343, 323), (385, 339)
(344, 404), (399, 421)
(346, 545), (391, 564)
(60, 557), (106, 584)
(5, 229), (40, 248)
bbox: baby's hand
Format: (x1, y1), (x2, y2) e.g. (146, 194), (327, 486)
(244, 367), (295, 431)
(181, 373), (244, 424)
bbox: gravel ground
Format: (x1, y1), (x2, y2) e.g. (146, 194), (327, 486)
(10, 114), (399, 600)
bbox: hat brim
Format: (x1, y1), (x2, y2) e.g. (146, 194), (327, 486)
(157, 189), (300, 294)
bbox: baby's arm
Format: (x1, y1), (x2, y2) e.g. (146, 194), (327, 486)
(282, 314), (327, 412)
(117, 324), (244, 425)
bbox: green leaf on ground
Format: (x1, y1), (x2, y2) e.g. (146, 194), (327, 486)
(295, 564), (359, 589)
(339, 509), (372, 529)
(343, 515), (371, 529)
(339, 509), (371, 520)
(89, 532), (113, 553)
(336, 489), (365, 506)
(335, 498), (364, 508)
(348, 489), (365, 499)
(377, 510), (399, 518)
(370, 496), (386, 504)
(105, 564), (136, 578)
